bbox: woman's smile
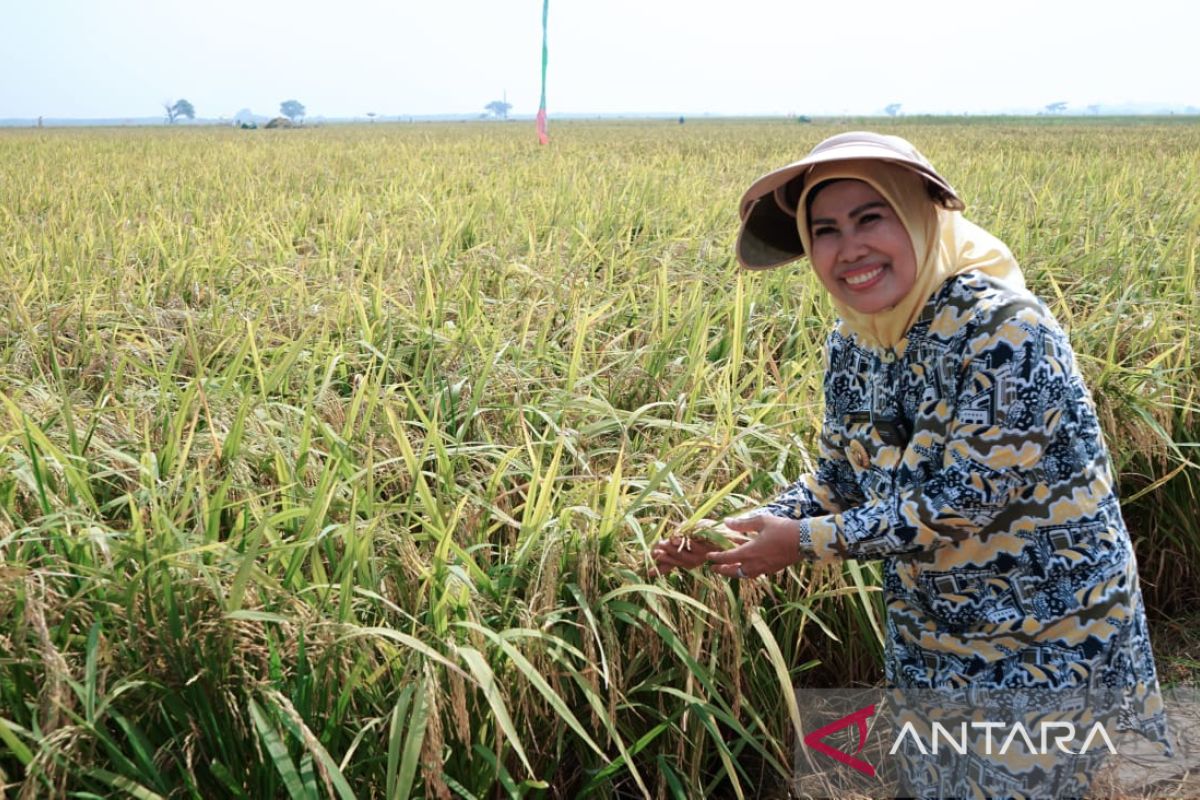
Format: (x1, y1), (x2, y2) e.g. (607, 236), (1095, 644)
(841, 262), (887, 288)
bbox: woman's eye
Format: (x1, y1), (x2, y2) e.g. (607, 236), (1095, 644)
(813, 226), (836, 238)
(859, 213), (881, 225)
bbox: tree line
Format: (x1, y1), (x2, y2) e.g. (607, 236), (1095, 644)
(162, 99), (307, 124)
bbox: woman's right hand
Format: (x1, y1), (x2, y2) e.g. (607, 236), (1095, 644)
(648, 520), (751, 577)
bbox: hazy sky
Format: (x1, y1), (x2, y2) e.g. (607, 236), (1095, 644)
(3, 0), (1197, 119)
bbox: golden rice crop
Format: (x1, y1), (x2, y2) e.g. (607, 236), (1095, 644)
(0, 118), (1196, 797)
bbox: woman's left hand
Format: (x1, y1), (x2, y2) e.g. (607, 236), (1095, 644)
(706, 513), (803, 579)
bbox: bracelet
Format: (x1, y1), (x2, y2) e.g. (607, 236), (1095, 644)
(796, 517), (817, 562)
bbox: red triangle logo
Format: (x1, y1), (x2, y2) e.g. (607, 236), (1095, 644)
(802, 703), (877, 777)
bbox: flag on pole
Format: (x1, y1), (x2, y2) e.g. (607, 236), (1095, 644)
(536, 0), (549, 144)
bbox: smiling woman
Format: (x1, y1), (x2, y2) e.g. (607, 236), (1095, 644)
(651, 131), (1174, 797)
(806, 180), (918, 314)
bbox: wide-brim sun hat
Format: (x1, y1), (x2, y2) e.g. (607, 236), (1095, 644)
(735, 131), (966, 270)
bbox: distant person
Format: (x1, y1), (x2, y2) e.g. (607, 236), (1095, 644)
(650, 131), (1171, 796)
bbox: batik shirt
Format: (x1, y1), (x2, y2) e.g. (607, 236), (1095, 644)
(765, 272), (1168, 746)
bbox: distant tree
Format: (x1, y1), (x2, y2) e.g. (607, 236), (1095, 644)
(164, 99), (195, 124)
(280, 99), (306, 123)
(366, 112), (377, 122)
(885, 103), (902, 117)
(485, 100), (512, 120)
(1087, 104), (1101, 115)
(1044, 101), (1068, 114)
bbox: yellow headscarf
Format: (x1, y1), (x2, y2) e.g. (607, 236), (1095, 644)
(795, 160), (1025, 351)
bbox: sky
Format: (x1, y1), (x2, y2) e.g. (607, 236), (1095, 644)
(2, 0), (1197, 120)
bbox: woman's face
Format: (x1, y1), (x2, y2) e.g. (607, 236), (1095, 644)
(807, 179), (917, 315)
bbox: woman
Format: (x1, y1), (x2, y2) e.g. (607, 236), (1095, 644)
(651, 132), (1170, 796)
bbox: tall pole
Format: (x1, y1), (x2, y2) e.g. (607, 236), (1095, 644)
(536, 0), (549, 144)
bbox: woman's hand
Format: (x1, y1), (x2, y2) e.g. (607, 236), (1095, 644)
(648, 520), (751, 578)
(706, 513), (803, 579)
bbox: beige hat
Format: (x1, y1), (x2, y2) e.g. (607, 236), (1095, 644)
(735, 131), (966, 270)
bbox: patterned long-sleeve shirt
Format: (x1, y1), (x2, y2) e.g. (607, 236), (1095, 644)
(764, 272), (1167, 748)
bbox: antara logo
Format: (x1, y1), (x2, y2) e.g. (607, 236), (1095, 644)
(802, 704), (1120, 778)
(803, 703), (878, 777)
(889, 720), (1118, 756)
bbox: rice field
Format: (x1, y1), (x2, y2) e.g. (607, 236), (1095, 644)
(0, 118), (1197, 798)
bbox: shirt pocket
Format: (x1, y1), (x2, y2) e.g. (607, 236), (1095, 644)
(916, 569), (1019, 633)
(843, 411), (908, 498)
